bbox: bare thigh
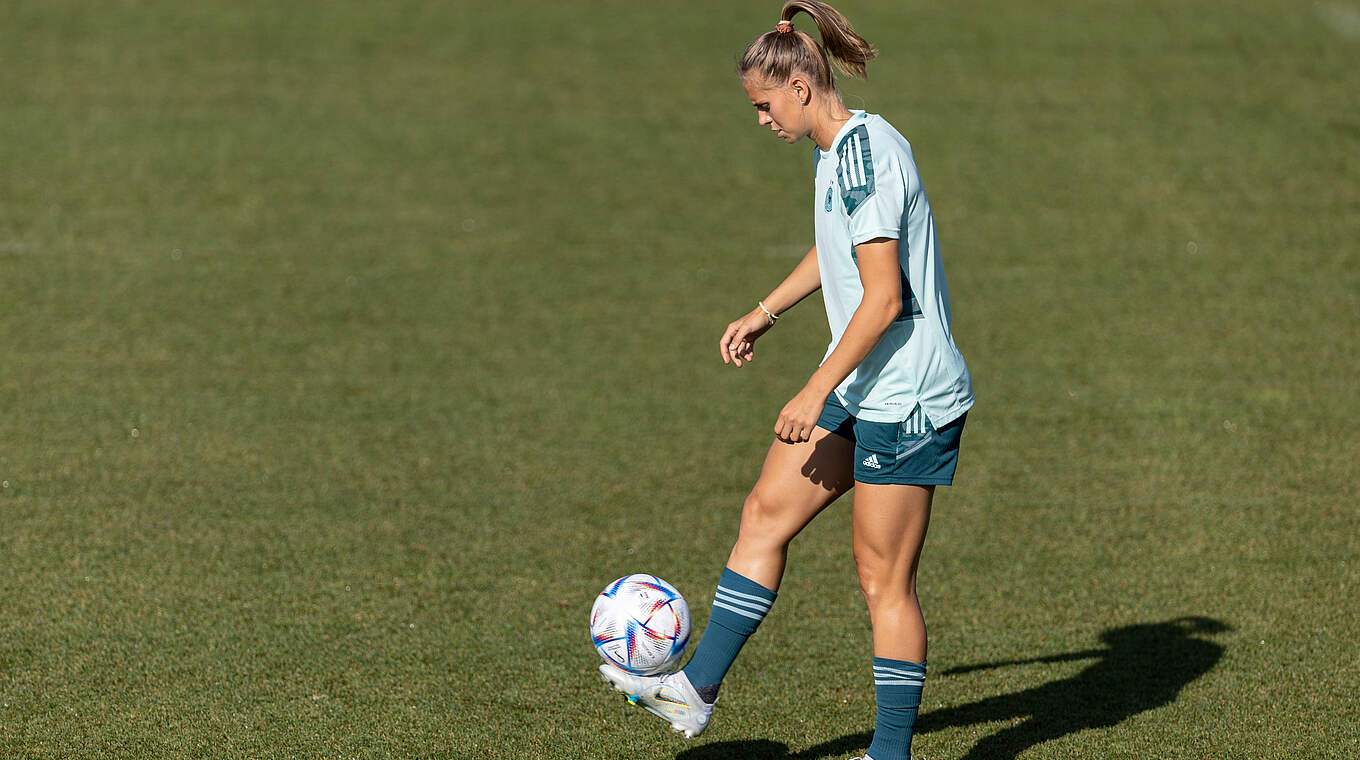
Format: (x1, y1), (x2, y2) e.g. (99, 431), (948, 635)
(852, 483), (934, 590)
(726, 426), (856, 590)
(852, 482), (934, 659)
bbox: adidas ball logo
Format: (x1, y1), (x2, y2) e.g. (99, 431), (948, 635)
(861, 454), (882, 470)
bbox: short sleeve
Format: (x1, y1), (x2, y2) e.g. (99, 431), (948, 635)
(836, 124), (906, 246)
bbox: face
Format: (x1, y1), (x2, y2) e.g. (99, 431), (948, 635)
(742, 76), (810, 144)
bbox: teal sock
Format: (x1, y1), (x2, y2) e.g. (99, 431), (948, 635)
(866, 657), (925, 760)
(680, 568), (776, 701)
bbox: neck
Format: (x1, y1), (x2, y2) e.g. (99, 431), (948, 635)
(811, 99), (853, 151)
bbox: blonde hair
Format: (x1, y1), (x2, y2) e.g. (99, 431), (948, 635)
(740, 1), (877, 92)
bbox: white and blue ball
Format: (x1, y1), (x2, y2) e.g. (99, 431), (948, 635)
(590, 574), (690, 675)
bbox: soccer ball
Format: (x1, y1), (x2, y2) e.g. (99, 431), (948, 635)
(590, 574), (691, 675)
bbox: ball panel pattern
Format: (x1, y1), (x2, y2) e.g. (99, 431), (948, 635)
(589, 574), (691, 675)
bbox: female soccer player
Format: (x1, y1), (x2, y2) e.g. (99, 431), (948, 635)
(600, 3), (973, 758)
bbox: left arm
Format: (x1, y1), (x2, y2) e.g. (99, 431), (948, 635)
(774, 237), (902, 443)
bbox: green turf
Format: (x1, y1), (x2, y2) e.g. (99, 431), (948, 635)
(1, 1), (1357, 758)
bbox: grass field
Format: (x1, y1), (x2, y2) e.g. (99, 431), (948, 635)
(2, 1), (1358, 758)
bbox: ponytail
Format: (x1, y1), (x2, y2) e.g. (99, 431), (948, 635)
(740, 1), (877, 91)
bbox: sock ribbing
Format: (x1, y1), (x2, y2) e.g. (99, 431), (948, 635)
(867, 657), (925, 760)
(680, 568), (776, 697)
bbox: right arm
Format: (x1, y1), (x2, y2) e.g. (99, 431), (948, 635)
(719, 245), (821, 367)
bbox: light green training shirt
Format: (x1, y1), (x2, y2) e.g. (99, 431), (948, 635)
(812, 110), (974, 426)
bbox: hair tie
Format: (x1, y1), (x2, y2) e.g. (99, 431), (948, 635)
(774, 20), (794, 34)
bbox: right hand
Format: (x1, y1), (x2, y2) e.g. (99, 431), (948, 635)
(719, 308), (776, 368)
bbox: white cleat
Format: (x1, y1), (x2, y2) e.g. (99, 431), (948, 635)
(598, 663), (714, 738)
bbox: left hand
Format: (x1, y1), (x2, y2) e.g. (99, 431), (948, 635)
(719, 308), (775, 368)
(774, 384), (830, 444)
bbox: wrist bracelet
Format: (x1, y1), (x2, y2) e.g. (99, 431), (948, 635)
(758, 300), (780, 324)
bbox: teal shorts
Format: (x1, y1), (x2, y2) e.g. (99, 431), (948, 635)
(817, 395), (966, 485)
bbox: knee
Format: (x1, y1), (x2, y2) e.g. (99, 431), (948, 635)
(854, 553), (916, 610)
(735, 489), (794, 549)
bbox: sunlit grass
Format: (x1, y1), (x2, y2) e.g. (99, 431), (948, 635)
(1, 1), (1356, 758)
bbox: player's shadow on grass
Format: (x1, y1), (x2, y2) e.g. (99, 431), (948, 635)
(674, 616), (1230, 760)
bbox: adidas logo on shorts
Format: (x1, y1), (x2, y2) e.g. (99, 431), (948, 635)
(861, 454), (882, 470)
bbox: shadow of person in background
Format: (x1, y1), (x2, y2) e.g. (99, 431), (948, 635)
(675, 616), (1230, 760)
(916, 616), (1232, 759)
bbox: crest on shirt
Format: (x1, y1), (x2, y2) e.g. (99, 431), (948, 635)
(836, 125), (875, 215)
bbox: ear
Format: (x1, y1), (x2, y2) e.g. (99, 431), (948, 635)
(788, 75), (813, 106)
